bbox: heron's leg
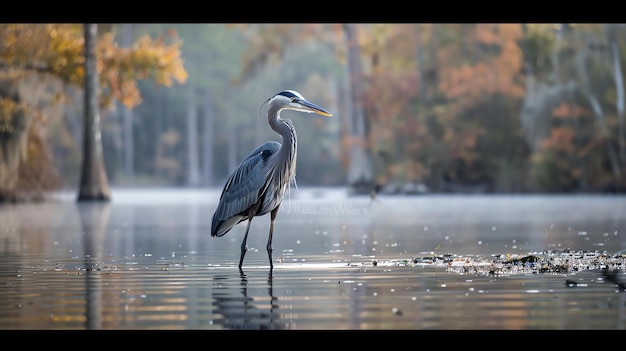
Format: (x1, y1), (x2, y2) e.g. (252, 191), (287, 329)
(239, 217), (254, 271)
(267, 206), (280, 270)
(239, 205), (262, 272)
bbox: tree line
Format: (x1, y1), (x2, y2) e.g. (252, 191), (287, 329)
(1, 23), (625, 202)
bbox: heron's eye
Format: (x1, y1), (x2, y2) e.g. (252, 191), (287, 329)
(291, 97), (297, 102)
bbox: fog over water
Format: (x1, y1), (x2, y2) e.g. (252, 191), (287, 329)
(0, 188), (625, 329)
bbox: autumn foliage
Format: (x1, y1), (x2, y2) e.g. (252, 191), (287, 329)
(227, 23), (626, 193)
(0, 23), (187, 201)
(3, 22), (626, 197)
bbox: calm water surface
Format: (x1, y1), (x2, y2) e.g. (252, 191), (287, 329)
(0, 188), (625, 330)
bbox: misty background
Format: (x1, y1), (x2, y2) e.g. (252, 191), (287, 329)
(2, 23), (626, 202)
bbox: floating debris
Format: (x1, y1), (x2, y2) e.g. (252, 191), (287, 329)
(363, 249), (626, 279)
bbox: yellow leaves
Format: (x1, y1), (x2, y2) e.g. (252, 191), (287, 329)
(0, 119), (12, 133)
(102, 34), (186, 107)
(0, 98), (27, 133)
(101, 36), (187, 98)
(0, 24), (83, 86)
(97, 32), (187, 109)
(1, 24), (187, 110)
(1, 24), (41, 66)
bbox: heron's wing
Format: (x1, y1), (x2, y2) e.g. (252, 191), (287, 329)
(211, 141), (280, 236)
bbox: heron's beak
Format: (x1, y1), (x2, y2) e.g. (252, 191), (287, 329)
(298, 99), (333, 117)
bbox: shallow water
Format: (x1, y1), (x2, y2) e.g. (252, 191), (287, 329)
(0, 188), (625, 329)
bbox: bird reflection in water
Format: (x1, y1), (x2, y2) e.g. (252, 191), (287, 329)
(212, 271), (285, 330)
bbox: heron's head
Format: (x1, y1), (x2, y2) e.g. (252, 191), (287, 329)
(269, 90), (333, 117)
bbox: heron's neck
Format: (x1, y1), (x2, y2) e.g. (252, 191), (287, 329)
(268, 106), (297, 155)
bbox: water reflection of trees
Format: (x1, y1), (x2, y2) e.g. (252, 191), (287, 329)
(79, 203), (112, 330)
(212, 273), (285, 330)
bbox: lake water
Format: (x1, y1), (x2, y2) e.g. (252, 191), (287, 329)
(0, 188), (625, 330)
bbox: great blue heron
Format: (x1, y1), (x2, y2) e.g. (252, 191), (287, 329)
(211, 90), (333, 272)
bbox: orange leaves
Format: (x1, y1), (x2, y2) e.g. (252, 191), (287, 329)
(475, 24), (498, 44)
(439, 24), (525, 100)
(540, 126), (576, 153)
(440, 57), (525, 99)
(97, 32), (187, 109)
(441, 63), (481, 98)
(542, 104), (597, 158)
(128, 34), (187, 86)
(0, 24), (187, 111)
(540, 103), (594, 163)
(364, 68), (418, 122)
(361, 24), (420, 123)
(439, 61), (524, 98)
(551, 102), (590, 118)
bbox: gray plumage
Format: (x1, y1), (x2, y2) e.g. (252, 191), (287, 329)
(211, 90), (332, 273)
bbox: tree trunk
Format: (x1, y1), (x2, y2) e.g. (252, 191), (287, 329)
(77, 23), (111, 201)
(551, 24), (564, 84)
(0, 81), (26, 202)
(573, 34), (622, 179)
(154, 86), (165, 180)
(584, 89), (622, 178)
(201, 89), (214, 186)
(415, 24), (427, 105)
(227, 122), (238, 175)
(611, 40), (626, 162)
(186, 87), (200, 186)
(343, 23), (373, 195)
